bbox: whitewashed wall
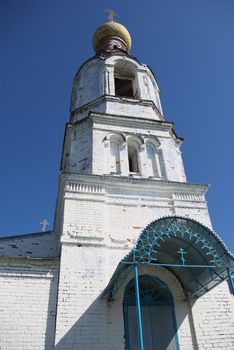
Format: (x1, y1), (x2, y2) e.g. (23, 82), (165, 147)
(0, 258), (59, 350)
(192, 281), (234, 349)
(53, 172), (224, 349)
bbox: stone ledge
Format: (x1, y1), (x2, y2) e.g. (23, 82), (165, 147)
(62, 172), (209, 195)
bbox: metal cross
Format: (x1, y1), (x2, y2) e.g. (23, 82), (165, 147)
(104, 9), (119, 22)
(40, 219), (50, 232)
(178, 248), (187, 265)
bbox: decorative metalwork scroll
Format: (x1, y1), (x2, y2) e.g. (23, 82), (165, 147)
(123, 217), (231, 267)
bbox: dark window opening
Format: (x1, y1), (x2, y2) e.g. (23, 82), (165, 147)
(128, 145), (139, 173)
(115, 77), (134, 98)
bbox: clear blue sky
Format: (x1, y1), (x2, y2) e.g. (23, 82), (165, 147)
(1, 1), (234, 251)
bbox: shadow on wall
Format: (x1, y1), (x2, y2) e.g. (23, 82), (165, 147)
(55, 297), (108, 350)
(187, 299), (199, 350)
(176, 298), (199, 350)
(44, 268), (59, 350)
(54, 293), (199, 350)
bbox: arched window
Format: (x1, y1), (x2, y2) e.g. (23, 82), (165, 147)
(146, 143), (159, 177)
(114, 62), (139, 99)
(103, 133), (124, 175)
(110, 139), (121, 173)
(128, 142), (140, 173)
(123, 275), (178, 350)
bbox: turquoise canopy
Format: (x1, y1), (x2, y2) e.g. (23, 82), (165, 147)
(102, 217), (234, 299)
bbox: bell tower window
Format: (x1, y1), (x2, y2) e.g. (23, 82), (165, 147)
(114, 77), (134, 98)
(114, 61), (139, 99)
(146, 143), (159, 177)
(128, 143), (139, 173)
(110, 140), (121, 173)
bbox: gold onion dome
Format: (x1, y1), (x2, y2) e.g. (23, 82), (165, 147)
(92, 21), (132, 53)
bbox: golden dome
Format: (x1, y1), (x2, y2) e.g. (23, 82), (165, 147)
(92, 21), (132, 53)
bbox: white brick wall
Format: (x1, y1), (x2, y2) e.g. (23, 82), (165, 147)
(55, 245), (108, 349)
(52, 172), (228, 349)
(192, 281), (234, 349)
(62, 119), (92, 174)
(64, 113), (187, 183)
(0, 258), (59, 350)
(62, 173), (211, 243)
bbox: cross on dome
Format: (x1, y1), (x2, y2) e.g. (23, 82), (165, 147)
(104, 9), (119, 22)
(92, 12), (132, 53)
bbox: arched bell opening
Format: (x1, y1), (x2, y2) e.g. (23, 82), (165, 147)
(126, 135), (143, 175)
(114, 61), (139, 99)
(146, 144), (158, 177)
(128, 141), (140, 173)
(103, 133), (125, 175)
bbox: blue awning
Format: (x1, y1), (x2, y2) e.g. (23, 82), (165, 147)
(102, 217), (234, 299)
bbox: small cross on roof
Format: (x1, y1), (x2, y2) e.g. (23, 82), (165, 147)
(40, 219), (50, 232)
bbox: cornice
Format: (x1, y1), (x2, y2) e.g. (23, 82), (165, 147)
(71, 94), (163, 120)
(70, 96), (184, 144)
(0, 255), (59, 263)
(90, 111), (172, 130)
(74, 111), (183, 145)
(62, 172), (209, 195)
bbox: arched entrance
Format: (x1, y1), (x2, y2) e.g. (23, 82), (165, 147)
(101, 216), (234, 350)
(124, 275), (178, 350)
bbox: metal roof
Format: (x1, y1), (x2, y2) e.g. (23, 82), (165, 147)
(102, 217), (234, 300)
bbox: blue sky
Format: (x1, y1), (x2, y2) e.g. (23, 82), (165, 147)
(1, 0), (234, 251)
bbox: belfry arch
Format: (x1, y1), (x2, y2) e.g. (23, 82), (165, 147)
(114, 60), (139, 98)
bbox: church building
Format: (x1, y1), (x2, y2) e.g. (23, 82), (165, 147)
(0, 17), (234, 350)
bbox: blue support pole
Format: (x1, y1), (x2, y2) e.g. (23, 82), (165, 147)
(227, 267), (234, 295)
(134, 264), (144, 350)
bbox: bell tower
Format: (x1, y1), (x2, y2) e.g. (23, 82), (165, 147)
(59, 19), (187, 184)
(53, 18), (233, 350)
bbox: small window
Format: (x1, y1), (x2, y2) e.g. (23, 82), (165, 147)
(128, 143), (139, 173)
(115, 77), (133, 98)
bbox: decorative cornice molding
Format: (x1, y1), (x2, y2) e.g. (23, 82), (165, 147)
(62, 172), (209, 195)
(72, 111), (183, 145)
(90, 111), (170, 128)
(71, 94), (163, 120)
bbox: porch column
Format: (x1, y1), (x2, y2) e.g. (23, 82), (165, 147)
(227, 267), (234, 294)
(134, 264), (144, 350)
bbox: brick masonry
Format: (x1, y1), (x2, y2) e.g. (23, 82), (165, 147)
(0, 258), (59, 350)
